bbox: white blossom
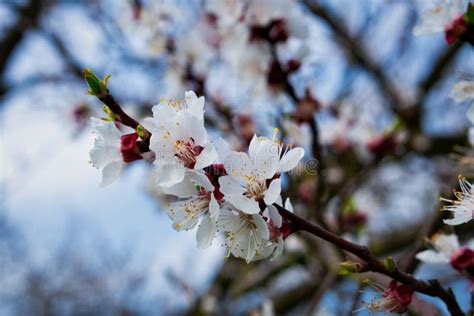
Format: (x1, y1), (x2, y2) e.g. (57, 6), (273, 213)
(89, 117), (138, 187)
(217, 206), (272, 263)
(441, 175), (474, 225)
(165, 172), (220, 249)
(416, 233), (460, 264)
(263, 198), (294, 260)
(218, 130), (304, 214)
(450, 79), (474, 103)
(147, 91), (217, 188)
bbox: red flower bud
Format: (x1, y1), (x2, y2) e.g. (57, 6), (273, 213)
(367, 134), (398, 155)
(268, 19), (288, 43)
(450, 247), (474, 271)
(120, 133), (143, 163)
(445, 15), (467, 44)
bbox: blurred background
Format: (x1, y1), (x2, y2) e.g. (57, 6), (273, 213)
(1, 0), (474, 315)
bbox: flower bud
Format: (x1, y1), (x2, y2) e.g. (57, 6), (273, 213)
(120, 133), (143, 162)
(268, 19), (289, 43)
(367, 134), (399, 155)
(445, 15), (467, 44)
(83, 68), (111, 98)
(340, 260), (366, 275)
(385, 256), (397, 272)
(449, 247), (474, 271)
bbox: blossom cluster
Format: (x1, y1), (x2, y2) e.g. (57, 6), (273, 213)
(89, 91), (304, 262)
(114, 0), (323, 152)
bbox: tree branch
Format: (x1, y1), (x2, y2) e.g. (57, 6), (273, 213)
(274, 203), (464, 316)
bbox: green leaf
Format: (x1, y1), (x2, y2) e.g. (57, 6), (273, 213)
(83, 68), (110, 97)
(385, 256), (397, 272)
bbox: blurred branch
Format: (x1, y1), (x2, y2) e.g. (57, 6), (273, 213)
(0, 28), (84, 100)
(303, 0), (463, 135)
(272, 282), (320, 314)
(40, 30), (83, 78)
(0, 0), (44, 95)
(303, 0), (405, 111)
(303, 271), (339, 316)
(405, 41), (463, 132)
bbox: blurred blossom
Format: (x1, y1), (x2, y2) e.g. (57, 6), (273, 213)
(417, 233), (474, 272)
(413, 0), (465, 37)
(441, 176), (474, 225)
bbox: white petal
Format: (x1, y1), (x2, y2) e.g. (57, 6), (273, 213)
(416, 250), (450, 264)
(271, 236), (285, 261)
(196, 214), (217, 249)
(443, 212), (472, 225)
(91, 117), (121, 143)
(263, 179), (281, 205)
(141, 117), (157, 132)
(434, 234), (461, 251)
(280, 147), (305, 172)
(216, 137), (231, 159)
(469, 127), (474, 147)
(191, 171), (214, 192)
(253, 140), (279, 179)
(149, 136), (175, 160)
(176, 112), (207, 145)
(252, 213), (270, 241)
(227, 195), (260, 214)
(218, 175), (245, 196)
(185, 90), (205, 120)
(266, 205), (282, 228)
(284, 198), (294, 212)
(167, 200), (200, 231)
(275, 195), (283, 206)
(413, 5), (450, 36)
(89, 141), (121, 168)
(450, 80), (474, 103)
(209, 194), (220, 220)
(100, 160), (123, 187)
(155, 161), (186, 188)
(162, 172), (199, 198)
(248, 134), (260, 160)
(222, 151), (255, 179)
(194, 142), (218, 169)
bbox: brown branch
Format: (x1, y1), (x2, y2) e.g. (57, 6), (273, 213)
(268, 44), (330, 230)
(274, 203), (464, 316)
(98, 94), (141, 130)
